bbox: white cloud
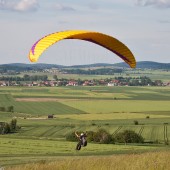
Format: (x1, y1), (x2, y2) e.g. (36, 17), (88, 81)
(136, 0), (170, 8)
(14, 0), (38, 12)
(0, 0), (39, 12)
(0, 0), (13, 10)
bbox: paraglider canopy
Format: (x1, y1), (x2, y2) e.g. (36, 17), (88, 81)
(29, 30), (136, 68)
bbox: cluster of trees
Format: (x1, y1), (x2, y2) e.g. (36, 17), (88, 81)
(61, 68), (123, 75)
(0, 106), (14, 112)
(66, 129), (144, 144)
(0, 74), (48, 81)
(0, 118), (20, 134)
(0, 65), (34, 73)
(114, 76), (161, 86)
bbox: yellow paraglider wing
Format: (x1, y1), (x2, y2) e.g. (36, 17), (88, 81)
(29, 30), (136, 68)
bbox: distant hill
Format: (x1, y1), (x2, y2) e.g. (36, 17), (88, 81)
(0, 61), (170, 71)
(68, 61), (170, 69)
(0, 63), (63, 72)
(68, 63), (115, 68)
(114, 61), (170, 69)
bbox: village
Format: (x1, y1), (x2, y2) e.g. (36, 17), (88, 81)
(0, 76), (169, 87)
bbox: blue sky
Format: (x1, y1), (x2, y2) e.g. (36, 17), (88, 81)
(0, 0), (170, 65)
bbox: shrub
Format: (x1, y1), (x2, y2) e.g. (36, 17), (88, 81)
(93, 128), (113, 144)
(10, 118), (17, 132)
(3, 123), (11, 134)
(0, 126), (3, 134)
(86, 131), (95, 142)
(114, 130), (144, 143)
(66, 129), (114, 144)
(134, 120), (139, 125)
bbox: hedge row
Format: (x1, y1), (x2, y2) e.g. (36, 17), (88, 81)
(66, 129), (144, 144)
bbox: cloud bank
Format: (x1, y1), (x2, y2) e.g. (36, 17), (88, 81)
(54, 4), (75, 12)
(0, 0), (39, 12)
(136, 0), (170, 8)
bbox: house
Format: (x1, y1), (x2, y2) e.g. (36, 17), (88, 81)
(108, 82), (115, 86)
(0, 81), (7, 86)
(108, 80), (120, 86)
(83, 80), (94, 86)
(66, 81), (78, 86)
(49, 81), (58, 87)
(163, 82), (170, 86)
(99, 80), (107, 85)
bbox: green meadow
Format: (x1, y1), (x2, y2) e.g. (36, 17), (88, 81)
(0, 86), (170, 167)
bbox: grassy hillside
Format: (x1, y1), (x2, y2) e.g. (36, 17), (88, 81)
(5, 151), (170, 170)
(0, 136), (167, 167)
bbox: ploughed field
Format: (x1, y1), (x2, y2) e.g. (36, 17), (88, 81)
(0, 86), (170, 167)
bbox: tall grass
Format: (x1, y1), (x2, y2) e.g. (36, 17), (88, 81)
(6, 151), (170, 170)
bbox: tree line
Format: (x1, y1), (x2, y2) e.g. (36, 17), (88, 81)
(0, 74), (48, 81)
(114, 76), (159, 86)
(61, 68), (123, 75)
(66, 129), (144, 144)
(0, 106), (14, 112)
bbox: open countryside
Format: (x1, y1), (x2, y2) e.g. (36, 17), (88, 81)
(1, 0), (170, 168)
(0, 82), (170, 168)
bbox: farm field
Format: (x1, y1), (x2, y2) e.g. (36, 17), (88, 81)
(0, 86), (170, 168)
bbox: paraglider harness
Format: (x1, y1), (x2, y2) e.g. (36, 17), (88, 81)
(75, 132), (87, 150)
